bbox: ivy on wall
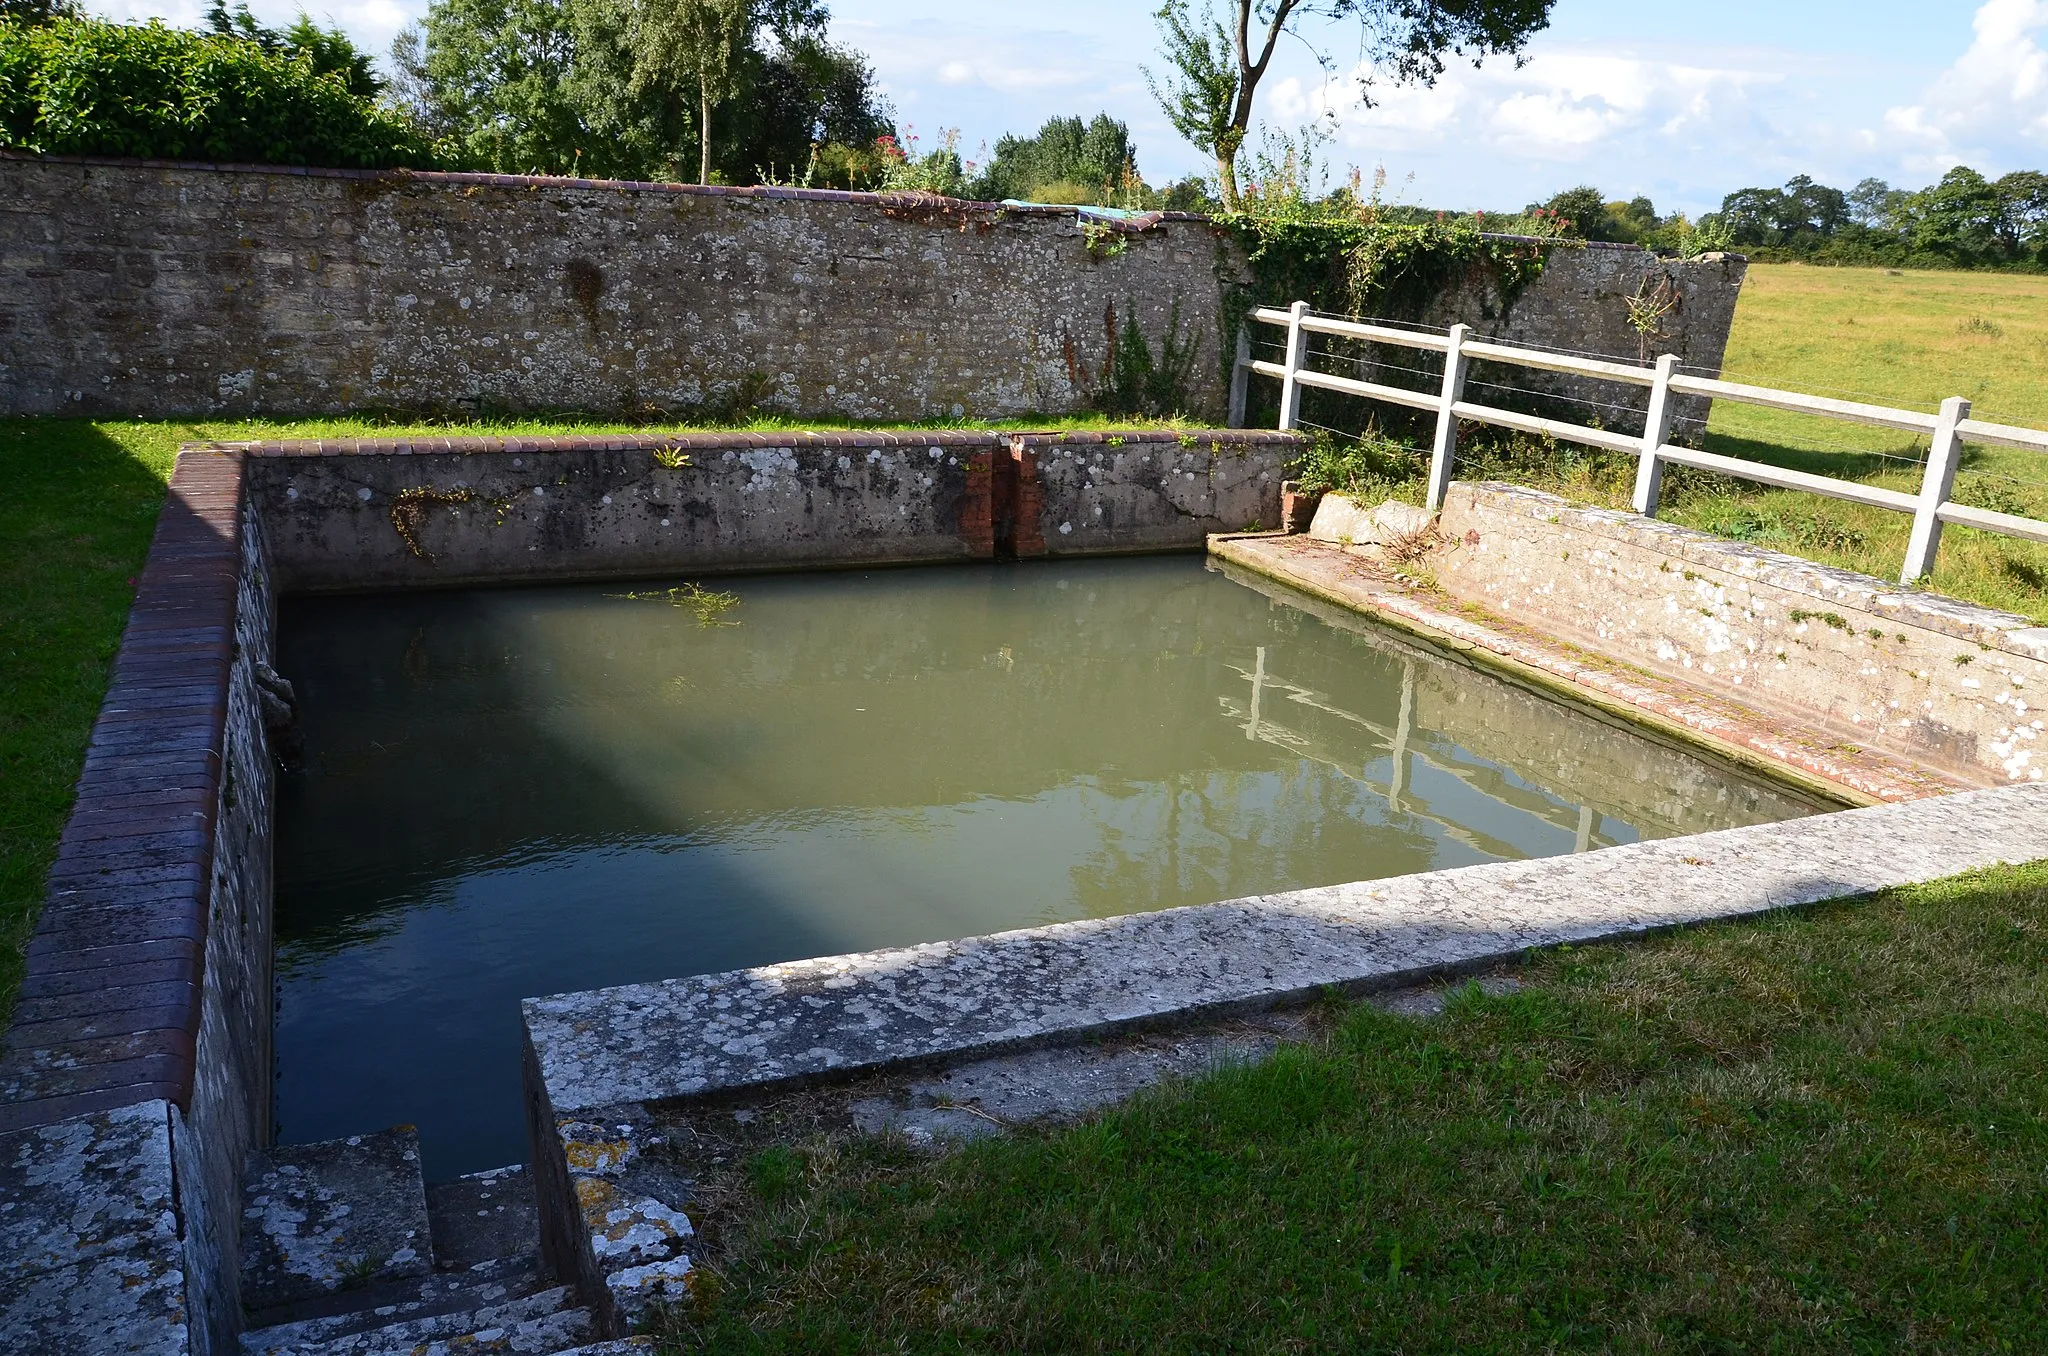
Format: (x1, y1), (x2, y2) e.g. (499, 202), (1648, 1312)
(1214, 214), (1565, 430)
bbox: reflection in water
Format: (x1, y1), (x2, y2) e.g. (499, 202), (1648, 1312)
(274, 556), (1823, 1176)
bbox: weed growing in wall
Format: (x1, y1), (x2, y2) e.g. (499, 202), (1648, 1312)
(1063, 298), (1202, 418)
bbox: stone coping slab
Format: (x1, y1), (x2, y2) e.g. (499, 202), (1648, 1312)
(524, 783), (2048, 1115)
(230, 427), (1294, 459)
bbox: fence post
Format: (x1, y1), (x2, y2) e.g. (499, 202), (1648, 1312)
(1227, 324), (1251, 429)
(1631, 353), (1680, 516)
(1902, 395), (1971, 583)
(1277, 301), (1309, 432)
(1425, 322), (1470, 513)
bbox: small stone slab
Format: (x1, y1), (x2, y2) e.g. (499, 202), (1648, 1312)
(0, 1248), (189, 1356)
(0, 1101), (189, 1355)
(425, 1165), (539, 1271)
(241, 1127), (432, 1313)
(0, 1100), (178, 1282)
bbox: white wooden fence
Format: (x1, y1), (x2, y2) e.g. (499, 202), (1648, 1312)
(1230, 302), (2048, 584)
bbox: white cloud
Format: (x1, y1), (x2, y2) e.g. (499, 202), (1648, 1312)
(1880, 0), (2048, 173)
(1296, 46), (1786, 165)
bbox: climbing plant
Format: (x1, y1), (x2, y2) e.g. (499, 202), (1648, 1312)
(1217, 211), (1563, 431)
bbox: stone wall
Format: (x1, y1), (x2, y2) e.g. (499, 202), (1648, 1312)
(0, 156), (1236, 421)
(245, 428), (1296, 592)
(1431, 482), (2048, 786)
(0, 450), (277, 1356)
(0, 155), (1745, 427)
(1427, 242), (1748, 440)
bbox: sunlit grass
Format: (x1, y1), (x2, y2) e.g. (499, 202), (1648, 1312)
(666, 864), (2048, 1352)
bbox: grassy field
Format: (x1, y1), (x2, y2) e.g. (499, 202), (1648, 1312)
(1664, 264), (2048, 618)
(1310, 264), (2048, 619)
(0, 411), (1175, 1015)
(666, 863), (2048, 1352)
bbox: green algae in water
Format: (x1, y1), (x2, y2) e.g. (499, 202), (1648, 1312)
(272, 556), (1822, 1176)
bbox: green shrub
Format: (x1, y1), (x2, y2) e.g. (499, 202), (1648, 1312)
(0, 17), (438, 169)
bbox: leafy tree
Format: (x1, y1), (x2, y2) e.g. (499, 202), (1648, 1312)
(972, 113), (1136, 202)
(1907, 165), (2002, 263)
(395, 0), (885, 182)
(1994, 170), (2048, 256)
(631, 0), (747, 184)
(0, 17), (433, 166)
(1847, 176), (1908, 230)
(1536, 185), (1606, 239)
(1146, 0), (1555, 211)
(0, 0), (78, 25)
(203, 1), (381, 98)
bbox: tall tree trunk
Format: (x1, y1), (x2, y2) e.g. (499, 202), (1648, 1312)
(698, 81), (712, 185)
(1216, 152), (1240, 212)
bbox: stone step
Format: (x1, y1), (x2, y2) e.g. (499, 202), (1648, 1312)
(241, 1126), (433, 1313)
(238, 1254), (543, 1355)
(426, 1163), (541, 1270)
(245, 1283), (594, 1356)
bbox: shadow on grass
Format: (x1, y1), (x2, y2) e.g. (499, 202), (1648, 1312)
(0, 419), (175, 1020)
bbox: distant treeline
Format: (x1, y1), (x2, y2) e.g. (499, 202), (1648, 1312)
(1518, 172), (2048, 271)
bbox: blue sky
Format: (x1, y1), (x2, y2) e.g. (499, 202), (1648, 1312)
(85, 0), (2048, 214)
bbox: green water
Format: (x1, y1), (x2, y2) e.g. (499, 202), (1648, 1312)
(274, 556), (1822, 1176)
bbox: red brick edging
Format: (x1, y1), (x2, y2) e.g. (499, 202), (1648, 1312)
(0, 452), (248, 1131)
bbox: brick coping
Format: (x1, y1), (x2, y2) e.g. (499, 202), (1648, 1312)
(0, 451), (248, 1132)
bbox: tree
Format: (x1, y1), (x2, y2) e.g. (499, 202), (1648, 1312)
(0, 0), (79, 25)
(972, 113), (1137, 202)
(1146, 0), (1554, 212)
(204, 0), (382, 98)
(395, 0), (884, 183)
(632, 0), (748, 184)
(1537, 184), (1605, 239)
(1847, 176), (1907, 230)
(1994, 169), (2048, 256)
(1, 17), (433, 166)
(1907, 165), (2001, 263)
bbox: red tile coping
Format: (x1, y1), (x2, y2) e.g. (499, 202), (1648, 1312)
(0, 449), (248, 1131)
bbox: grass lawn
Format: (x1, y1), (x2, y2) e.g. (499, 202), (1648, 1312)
(665, 863), (2048, 1353)
(0, 411), (1196, 1017)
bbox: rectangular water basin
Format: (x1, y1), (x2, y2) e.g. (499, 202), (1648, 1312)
(274, 555), (1827, 1175)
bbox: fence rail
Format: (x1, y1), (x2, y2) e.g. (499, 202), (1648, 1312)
(1230, 302), (2048, 584)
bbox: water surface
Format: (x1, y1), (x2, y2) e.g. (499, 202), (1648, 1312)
(275, 556), (1820, 1175)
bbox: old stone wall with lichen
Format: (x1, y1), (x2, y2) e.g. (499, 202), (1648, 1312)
(0, 158), (1238, 421)
(0, 157), (1746, 427)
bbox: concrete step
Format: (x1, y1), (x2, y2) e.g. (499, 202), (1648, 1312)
(238, 1254), (543, 1355)
(245, 1283), (594, 1356)
(426, 1163), (541, 1270)
(240, 1126), (434, 1313)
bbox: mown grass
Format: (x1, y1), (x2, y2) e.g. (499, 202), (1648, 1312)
(0, 410), (1217, 1016)
(665, 863), (2048, 1353)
